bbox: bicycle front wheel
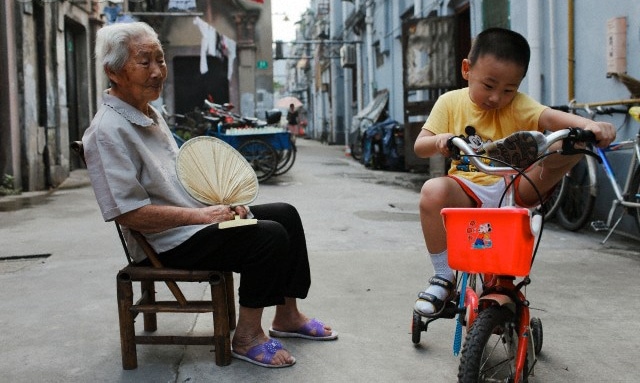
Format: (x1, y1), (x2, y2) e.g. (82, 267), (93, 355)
(556, 156), (597, 231)
(458, 306), (529, 383)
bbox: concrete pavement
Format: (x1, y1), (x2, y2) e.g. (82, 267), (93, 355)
(1, 139), (639, 382)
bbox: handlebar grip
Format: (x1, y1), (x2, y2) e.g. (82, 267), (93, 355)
(551, 105), (571, 112)
(572, 128), (596, 143)
(447, 136), (461, 159)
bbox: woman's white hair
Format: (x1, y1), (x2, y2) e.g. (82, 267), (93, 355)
(96, 22), (161, 73)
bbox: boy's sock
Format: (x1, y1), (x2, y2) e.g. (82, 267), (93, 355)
(414, 250), (455, 315)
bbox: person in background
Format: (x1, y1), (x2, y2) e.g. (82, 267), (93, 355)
(84, 22), (337, 369)
(286, 103), (300, 136)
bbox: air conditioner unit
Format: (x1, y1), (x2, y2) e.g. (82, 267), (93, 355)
(340, 45), (356, 68)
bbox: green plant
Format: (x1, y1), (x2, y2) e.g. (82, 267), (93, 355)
(0, 174), (21, 196)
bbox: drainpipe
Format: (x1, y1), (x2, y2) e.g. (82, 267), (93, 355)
(365, 0), (375, 102)
(568, 0), (575, 101)
(355, 0), (364, 111)
(548, 0), (557, 106)
(0, 0), (21, 186)
(343, 1), (352, 148)
(527, 0), (542, 101)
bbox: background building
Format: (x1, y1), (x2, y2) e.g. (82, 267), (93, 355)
(281, 0), (640, 236)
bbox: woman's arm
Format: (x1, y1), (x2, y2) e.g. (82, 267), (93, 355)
(116, 204), (235, 234)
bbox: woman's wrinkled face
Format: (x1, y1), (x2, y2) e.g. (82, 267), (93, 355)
(109, 35), (167, 109)
(462, 54), (525, 111)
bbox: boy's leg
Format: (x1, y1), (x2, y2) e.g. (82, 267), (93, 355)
(415, 177), (475, 316)
(518, 151), (584, 206)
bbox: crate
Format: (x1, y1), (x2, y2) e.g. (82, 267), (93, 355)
(441, 208), (535, 276)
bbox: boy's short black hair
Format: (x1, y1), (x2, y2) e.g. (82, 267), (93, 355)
(468, 28), (531, 77)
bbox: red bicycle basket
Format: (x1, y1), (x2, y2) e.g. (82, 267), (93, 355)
(442, 208), (535, 276)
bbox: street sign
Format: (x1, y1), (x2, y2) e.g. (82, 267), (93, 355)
(256, 60), (269, 69)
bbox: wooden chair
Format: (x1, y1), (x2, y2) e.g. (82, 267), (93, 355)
(71, 141), (235, 369)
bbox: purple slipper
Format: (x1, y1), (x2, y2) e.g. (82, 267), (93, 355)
(269, 318), (338, 341)
(231, 339), (295, 368)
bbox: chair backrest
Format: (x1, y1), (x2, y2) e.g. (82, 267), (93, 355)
(71, 141), (189, 305)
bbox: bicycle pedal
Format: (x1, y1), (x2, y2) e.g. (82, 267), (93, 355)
(590, 220), (609, 231)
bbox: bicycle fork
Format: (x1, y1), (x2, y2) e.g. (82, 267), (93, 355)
(473, 277), (535, 383)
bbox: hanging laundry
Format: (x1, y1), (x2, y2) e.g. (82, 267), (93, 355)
(193, 17), (218, 74)
(222, 36), (237, 80)
(168, 0), (197, 11)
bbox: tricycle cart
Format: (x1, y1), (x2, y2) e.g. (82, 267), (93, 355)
(211, 129), (295, 182)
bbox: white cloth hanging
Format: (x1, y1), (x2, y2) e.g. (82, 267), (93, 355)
(193, 17), (218, 74)
(222, 36), (237, 80)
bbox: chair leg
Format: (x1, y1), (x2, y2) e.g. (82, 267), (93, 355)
(224, 272), (236, 330)
(117, 273), (138, 370)
(210, 273), (232, 366)
(140, 280), (157, 332)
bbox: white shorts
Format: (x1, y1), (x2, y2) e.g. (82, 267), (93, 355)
(450, 175), (509, 208)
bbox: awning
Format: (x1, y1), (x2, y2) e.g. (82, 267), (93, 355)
(354, 89), (389, 123)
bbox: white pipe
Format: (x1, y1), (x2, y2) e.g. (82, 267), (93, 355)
(355, 0), (364, 111)
(365, 0), (375, 102)
(343, 1), (352, 147)
(527, 0), (542, 101)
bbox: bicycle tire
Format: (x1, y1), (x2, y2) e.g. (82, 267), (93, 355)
(273, 140), (297, 176)
(556, 156), (597, 231)
(629, 166), (640, 230)
(350, 131), (364, 161)
(237, 139), (277, 182)
(533, 177), (567, 221)
(458, 306), (529, 383)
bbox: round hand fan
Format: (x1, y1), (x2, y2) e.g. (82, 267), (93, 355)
(176, 136), (258, 206)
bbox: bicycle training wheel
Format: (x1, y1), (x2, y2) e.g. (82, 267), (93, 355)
(237, 139), (277, 182)
(458, 306), (531, 383)
(556, 155), (597, 231)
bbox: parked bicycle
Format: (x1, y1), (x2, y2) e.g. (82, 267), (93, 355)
(547, 103), (640, 241)
(411, 128), (597, 382)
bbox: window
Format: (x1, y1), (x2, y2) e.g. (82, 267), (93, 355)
(482, 0), (510, 30)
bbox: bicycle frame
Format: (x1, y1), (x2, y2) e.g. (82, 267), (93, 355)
(593, 132), (640, 241)
(449, 130), (586, 382)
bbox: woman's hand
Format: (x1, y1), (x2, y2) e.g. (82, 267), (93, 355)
(232, 205), (249, 219)
(200, 205), (235, 224)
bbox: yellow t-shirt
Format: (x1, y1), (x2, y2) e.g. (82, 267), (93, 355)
(422, 88), (547, 185)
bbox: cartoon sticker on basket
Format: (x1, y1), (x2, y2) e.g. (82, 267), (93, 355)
(465, 220), (493, 249)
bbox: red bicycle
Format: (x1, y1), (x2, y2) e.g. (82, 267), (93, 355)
(412, 128), (597, 382)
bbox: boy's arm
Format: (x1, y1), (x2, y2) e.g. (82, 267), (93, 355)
(538, 108), (616, 148)
(414, 129), (455, 158)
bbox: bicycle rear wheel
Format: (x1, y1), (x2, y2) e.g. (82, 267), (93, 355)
(458, 306), (529, 383)
(556, 156), (597, 231)
(629, 166), (640, 230)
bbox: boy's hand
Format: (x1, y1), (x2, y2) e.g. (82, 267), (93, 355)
(584, 121), (616, 148)
(436, 133), (455, 157)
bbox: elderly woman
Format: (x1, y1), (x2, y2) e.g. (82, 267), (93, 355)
(83, 22), (336, 368)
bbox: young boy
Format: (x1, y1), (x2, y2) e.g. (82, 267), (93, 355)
(413, 27), (616, 316)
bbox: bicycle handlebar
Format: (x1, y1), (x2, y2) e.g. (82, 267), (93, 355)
(446, 128), (597, 176)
